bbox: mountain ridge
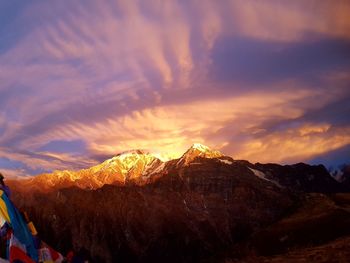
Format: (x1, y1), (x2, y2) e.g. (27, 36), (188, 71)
(7, 143), (348, 194)
(7, 143), (226, 192)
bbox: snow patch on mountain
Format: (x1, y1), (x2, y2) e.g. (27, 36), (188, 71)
(219, 159), (233, 165)
(248, 167), (282, 187)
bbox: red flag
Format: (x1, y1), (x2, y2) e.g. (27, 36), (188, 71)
(9, 234), (35, 263)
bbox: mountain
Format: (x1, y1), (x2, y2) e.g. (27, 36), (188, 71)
(7, 143), (226, 193)
(13, 156), (295, 263)
(338, 164), (350, 188)
(9, 143), (345, 193)
(8, 150), (164, 192)
(7, 144), (350, 262)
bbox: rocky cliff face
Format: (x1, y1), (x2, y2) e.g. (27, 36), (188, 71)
(7, 144), (350, 262)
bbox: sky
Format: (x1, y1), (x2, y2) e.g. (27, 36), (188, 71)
(0, 0), (350, 177)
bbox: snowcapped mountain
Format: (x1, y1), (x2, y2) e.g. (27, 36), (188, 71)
(7, 143), (348, 194)
(10, 149), (164, 192)
(9, 144), (224, 192)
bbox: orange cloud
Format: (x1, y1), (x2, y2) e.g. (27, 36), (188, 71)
(235, 125), (350, 164)
(17, 88), (318, 160)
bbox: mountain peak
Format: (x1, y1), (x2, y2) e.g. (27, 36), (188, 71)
(100, 149), (159, 171)
(190, 143), (211, 152)
(178, 143), (224, 166)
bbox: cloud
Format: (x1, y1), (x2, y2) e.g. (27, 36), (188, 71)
(13, 86), (342, 164)
(0, 0), (349, 175)
(0, 146), (97, 175)
(233, 124), (350, 164)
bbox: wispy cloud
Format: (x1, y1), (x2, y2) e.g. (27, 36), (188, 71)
(0, 0), (349, 176)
